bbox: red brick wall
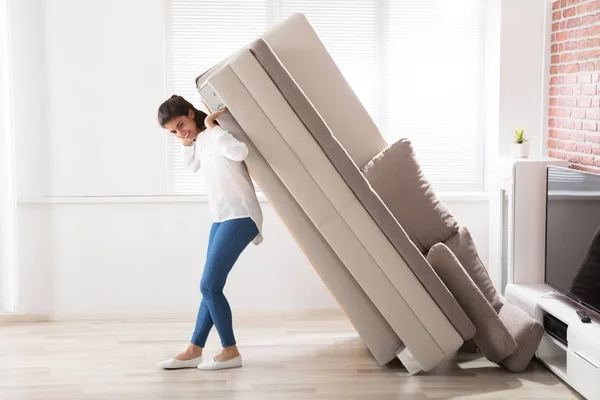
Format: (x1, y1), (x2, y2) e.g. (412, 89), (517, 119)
(548, 0), (600, 173)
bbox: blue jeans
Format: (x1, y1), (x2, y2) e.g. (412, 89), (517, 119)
(191, 217), (258, 348)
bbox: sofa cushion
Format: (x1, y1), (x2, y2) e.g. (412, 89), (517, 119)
(427, 243), (517, 363)
(499, 303), (544, 372)
(443, 226), (504, 313)
(361, 139), (459, 253)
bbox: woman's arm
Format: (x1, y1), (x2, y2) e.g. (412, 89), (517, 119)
(180, 142), (201, 173)
(212, 126), (249, 162)
(204, 106), (227, 130)
(204, 106), (248, 162)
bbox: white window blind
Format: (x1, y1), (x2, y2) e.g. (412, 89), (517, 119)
(382, 0), (485, 190)
(168, 0), (486, 194)
(169, 0), (269, 194)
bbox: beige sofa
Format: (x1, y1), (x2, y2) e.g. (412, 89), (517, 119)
(194, 13), (543, 374)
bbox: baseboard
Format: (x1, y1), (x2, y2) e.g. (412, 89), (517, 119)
(0, 313), (51, 323)
(0, 308), (344, 323)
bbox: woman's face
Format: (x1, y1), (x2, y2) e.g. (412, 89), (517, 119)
(164, 109), (201, 142)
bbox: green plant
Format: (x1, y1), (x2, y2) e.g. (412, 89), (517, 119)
(513, 128), (528, 144)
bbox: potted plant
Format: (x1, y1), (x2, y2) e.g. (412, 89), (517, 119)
(511, 128), (529, 158)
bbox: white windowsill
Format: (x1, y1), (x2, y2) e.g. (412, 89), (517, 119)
(17, 191), (490, 205)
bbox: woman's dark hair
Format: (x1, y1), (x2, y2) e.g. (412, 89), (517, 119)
(157, 95), (207, 130)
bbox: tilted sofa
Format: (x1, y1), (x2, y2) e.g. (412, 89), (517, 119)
(193, 13), (544, 374)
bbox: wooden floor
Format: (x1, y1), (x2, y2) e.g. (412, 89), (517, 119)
(0, 311), (582, 400)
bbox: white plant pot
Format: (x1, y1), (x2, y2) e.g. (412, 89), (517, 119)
(510, 142), (530, 158)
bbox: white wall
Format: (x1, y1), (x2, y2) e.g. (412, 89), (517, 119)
(15, 197), (489, 316)
(16, 200), (338, 315)
(43, 0), (168, 196)
(10, 0), (49, 198)
(9, 0), (491, 316)
(0, 0), (17, 312)
(486, 0), (553, 292)
(8, 0), (53, 313)
(498, 0), (551, 158)
(9, 0), (170, 314)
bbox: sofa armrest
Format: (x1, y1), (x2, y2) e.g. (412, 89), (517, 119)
(427, 243), (517, 363)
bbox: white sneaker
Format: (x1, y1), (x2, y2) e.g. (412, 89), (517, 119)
(197, 355), (242, 371)
(157, 355), (203, 369)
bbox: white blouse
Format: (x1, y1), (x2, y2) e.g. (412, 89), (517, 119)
(180, 125), (263, 245)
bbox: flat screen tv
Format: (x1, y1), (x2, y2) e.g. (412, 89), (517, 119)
(545, 166), (600, 314)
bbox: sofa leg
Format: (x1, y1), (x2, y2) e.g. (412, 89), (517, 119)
(397, 347), (423, 375)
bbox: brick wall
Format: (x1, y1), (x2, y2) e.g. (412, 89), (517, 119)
(548, 0), (600, 173)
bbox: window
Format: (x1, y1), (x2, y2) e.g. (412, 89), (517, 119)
(168, 0), (269, 194)
(382, 1), (486, 190)
(168, 0), (486, 194)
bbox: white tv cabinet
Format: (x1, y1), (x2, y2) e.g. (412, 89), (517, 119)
(490, 157), (600, 399)
(505, 284), (600, 399)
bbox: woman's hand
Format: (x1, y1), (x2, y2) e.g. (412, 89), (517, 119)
(204, 103), (228, 129)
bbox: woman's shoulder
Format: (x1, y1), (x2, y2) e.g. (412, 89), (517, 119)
(207, 125), (229, 137)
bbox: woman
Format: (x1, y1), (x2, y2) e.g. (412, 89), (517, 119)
(156, 95), (263, 371)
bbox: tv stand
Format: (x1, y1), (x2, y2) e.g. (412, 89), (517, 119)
(539, 289), (558, 299)
(505, 283), (600, 399)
